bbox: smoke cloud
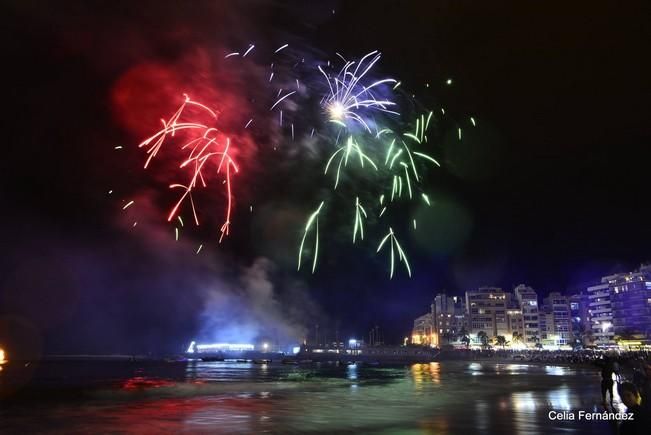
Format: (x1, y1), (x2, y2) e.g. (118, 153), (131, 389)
(0, 193), (321, 357)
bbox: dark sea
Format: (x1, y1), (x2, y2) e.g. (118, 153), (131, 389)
(0, 360), (618, 434)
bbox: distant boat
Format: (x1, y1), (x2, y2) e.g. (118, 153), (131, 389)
(253, 359), (272, 364)
(200, 356), (224, 362)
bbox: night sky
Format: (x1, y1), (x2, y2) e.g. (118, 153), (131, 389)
(1, 1), (649, 355)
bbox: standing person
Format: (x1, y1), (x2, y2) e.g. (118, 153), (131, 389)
(597, 356), (618, 408)
(633, 362), (651, 413)
(617, 382), (647, 435)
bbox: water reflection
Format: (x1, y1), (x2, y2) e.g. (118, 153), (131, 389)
(411, 362), (441, 387)
(505, 364), (529, 372)
(1, 361), (613, 434)
(468, 362), (483, 375)
(474, 400), (489, 433)
(346, 363), (358, 380)
(547, 386), (572, 410)
(512, 391), (537, 411)
(544, 365), (568, 376)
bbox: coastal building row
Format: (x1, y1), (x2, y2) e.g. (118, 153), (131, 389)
(587, 264), (651, 347)
(412, 264), (651, 349)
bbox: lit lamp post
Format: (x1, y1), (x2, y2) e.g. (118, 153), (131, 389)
(262, 342), (269, 353)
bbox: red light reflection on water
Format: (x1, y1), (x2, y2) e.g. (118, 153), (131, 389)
(94, 395), (274, 433)
(121, 376), (175, 390)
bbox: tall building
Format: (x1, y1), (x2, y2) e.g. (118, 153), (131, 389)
(609, 265), (651, 344)
(569, 292), (590, 346)
(505, 298), (525, 341)
(588, 280), (615, 346)
(540, 292), (572, 346)
(514, 284), (540, 347)
(465, 287), (509, 339)
(432, 294), (466, 343)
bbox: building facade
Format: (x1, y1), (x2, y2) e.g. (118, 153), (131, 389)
(432, 294), (466, 344)
(411, 312), (435, 346)
(569, 292), (591, 346)
(409, 267), (650, 350)
(540, 292), (571, 346)
(514, 284), (541, 346)
(465, 287), (509, 340)
(588, 280), (615, 346)
(608, 265), (651, 345)
(505, 301), (525, 342)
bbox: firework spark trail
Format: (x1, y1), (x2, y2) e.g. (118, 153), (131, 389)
(298, 105), (441, 277)
(138, 99), (213, 169)
(324, 136), (378, 189)
(274, 43), (289, 53)
(376, 227), (411, 279)
(295, 52), (443, 278)
(270, 90), (296, 111)
(138, 94), (239, 242)
(319, 51), (398, 132)
(380, 113), (440, 211)
(353, 197), (367, 243)
(242, 44), (255, 57)
(297, 201), (325, 273)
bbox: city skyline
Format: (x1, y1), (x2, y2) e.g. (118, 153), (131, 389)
(407, 260), (651, 300)
(411, 263), (651, 349)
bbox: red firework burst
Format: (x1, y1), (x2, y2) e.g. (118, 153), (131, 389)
(138, 94), (239, 242)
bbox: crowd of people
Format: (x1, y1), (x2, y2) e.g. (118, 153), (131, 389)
(595, 353), (650, 435)
(442, 348), (651, 434)
(444, 347), (649, 365)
